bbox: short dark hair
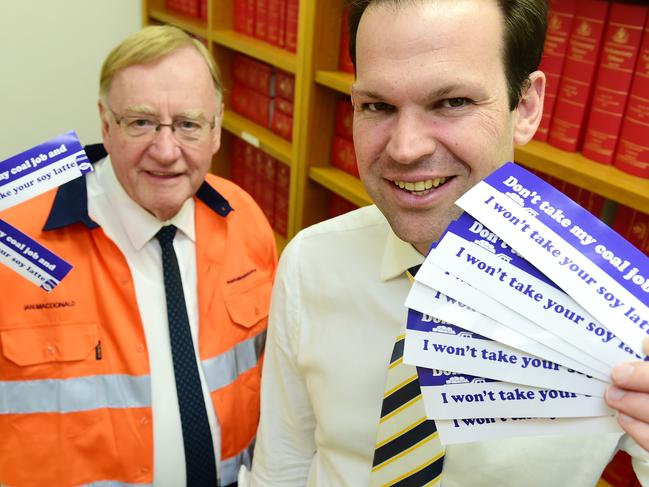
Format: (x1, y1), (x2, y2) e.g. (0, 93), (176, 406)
(348, 0), (548, 110)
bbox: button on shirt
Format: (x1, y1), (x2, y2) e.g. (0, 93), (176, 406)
(87, 157), (220, 487)
(251, 204), (649, 487)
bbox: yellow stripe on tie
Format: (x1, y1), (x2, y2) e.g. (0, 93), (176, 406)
(379, 395), (424, 424)
(374, 416), (428, 450)
(372, 433), (440, 472)
(384, 450), (445, 485)
(383, 374), (418, 398)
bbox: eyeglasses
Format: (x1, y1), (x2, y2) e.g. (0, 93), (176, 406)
(108, 107), (216, 144)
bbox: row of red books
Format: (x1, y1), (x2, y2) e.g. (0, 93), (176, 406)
(331, 97), (358, 177)
(536, 0), (649, 179)
(233, 0), (298, 53)
(230, 54), (295, 141)
(166, 0), (207, 20)
(231, 136), (290, 236)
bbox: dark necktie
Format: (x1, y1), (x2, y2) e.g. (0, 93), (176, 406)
(156, 225), (218, 487)
(369, 265), (445, 486)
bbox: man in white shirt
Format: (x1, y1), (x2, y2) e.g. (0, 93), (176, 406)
(251, 0), (649, 485)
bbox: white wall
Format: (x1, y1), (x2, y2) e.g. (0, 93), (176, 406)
(0, 1), (142, 160)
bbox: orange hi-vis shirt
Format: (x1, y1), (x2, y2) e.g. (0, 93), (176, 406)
(0, 148), (277, 487)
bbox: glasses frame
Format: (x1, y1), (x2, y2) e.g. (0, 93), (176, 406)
(106, 105), (217, 144)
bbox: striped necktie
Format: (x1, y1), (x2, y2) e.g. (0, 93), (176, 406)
(369, 265), (445, 487)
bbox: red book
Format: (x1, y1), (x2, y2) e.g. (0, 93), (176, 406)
(231, 137), (246, 187)
(548, 0), (610, 152)
(242, 142), (258, 196)
(582, 3), (648, 164)
(275, 70), (295, 100)
(199, 0), (207, 20)
(285, 0), (298, 53)
(535, 0), (578, 142)
(255, 0), (269, 42)
(328, 193), (358, 218)
(245, 0), (256, 37)
(331, 136), (359, 178)
(614, 205), (649, 256)
(335, 98), (354, 141)
(274, 164), (291, 236)
(271, 109), (293, 141)
(339, 5), (355, 74)
(231, 54), (273, 95)
(267, 0), (284, 47)
(233, 0), (247, 34)
(231, 84), (272, 128)
(275, 96), (294, 116)
(614, 16), (649, 178)
(260, 154), (277, 227)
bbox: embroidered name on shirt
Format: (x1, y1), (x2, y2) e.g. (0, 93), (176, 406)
(227, 268), (257, 284)
(24, 300), (76, 311)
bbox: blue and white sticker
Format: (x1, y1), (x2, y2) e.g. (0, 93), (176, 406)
(0, 218), (72, 292)
(0, 130), (93, 211)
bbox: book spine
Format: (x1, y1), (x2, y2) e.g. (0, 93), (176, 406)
(271, 109), (293, 141)
(582, 3), (648, 164)
(233, 0), (247, 34)
(275, 70), (295, 100)
(614, 17), (649, 178)
(255, 0), (268, 43)
(613, 205), (649, 255)
(285, 0), (298, 53)
(535, 0), (578, 142)
(267, 0), (283, 46)
(331, 136), (359, 178)
(338, 5), (355, 74)
(335, 98), (354, 141)
(245, 0), (256, 37)
(548, 0), (610, 152)
(274, 164), (290, 237)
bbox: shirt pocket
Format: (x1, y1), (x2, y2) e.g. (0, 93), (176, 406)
(0, 322), (107, 441)
(225, 279), (273, 330)
(1, 322), (98, 367)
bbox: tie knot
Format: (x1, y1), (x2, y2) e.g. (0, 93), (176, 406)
(156, 225), (177, 247)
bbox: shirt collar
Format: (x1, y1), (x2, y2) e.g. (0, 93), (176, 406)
(97, 156), (196, 250)
(380, 223), (425, 281)
(43, 145), (233, 231)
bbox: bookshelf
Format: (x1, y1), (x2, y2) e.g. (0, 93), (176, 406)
(143, 0), (649, 249)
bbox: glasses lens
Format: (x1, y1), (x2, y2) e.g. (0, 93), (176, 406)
(173, 119), (207, 142)
(122, 116), (158, 138)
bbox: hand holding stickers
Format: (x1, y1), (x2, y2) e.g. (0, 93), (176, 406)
(405, 162), (649, 444)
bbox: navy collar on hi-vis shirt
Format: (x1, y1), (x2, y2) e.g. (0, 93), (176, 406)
(43, 143), (233, 231)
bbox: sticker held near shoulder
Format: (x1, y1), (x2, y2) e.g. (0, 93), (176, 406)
(0, 218), (72, 292)
(456, 162), (649, 357)
(0, 130), (93, 211)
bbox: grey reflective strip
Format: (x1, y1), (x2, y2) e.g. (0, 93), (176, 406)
(202, 330), (266, 393)
(0, 374), (151, 414)
(82, 482), (152, 487)
(221, 440), (253, 485)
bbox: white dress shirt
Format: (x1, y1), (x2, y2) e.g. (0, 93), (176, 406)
(87, 157), (221, 487)
(251, 204), (649, 486)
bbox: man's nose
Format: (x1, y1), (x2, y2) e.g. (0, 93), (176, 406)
(147, 124), (181, 163)
(385, 110), (437, 165)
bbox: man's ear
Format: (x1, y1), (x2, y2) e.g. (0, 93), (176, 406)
(513, 70), (545, 146)
(98, 100), (112, 153)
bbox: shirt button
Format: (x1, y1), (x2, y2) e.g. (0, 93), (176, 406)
(140, 416), (148, 425)
(141, 466), (149, 474)
(47, 345), (56, 355)
(136, 344), (145, 353)
(120, 276), (129, 285)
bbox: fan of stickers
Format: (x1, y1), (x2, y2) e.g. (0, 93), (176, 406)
(404, 163), (649, 445)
